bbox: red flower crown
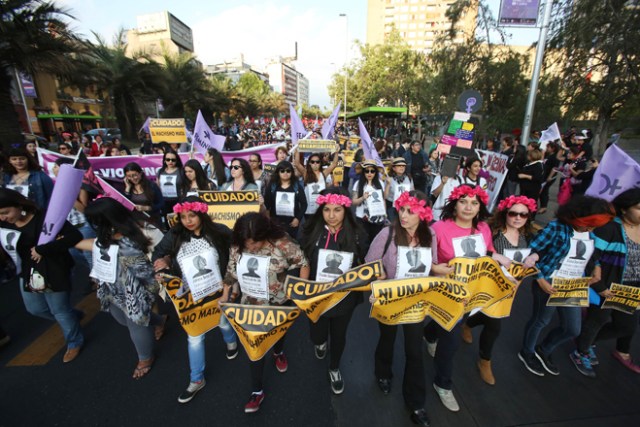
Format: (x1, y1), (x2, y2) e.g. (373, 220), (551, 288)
(448, 185), (489, 205)
(394, 192), (433, 222)
(316, 194), (352, 207)
(173, 201), (208, 214)
(497, 195), (537, 213)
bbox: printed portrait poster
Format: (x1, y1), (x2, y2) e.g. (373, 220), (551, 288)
(180, 251), (222, 301)
(366, 189), (386, 217)
(159, 174), (178, 198)
(553, 236), (594, 279)
(503, 248), (531, 263)
(237, 254), (270, 300)
(452, 234), (487, 258)
(5, 184), (29, 198)
(305, 180), (325, 214)
(90, 244), (119, 284)
(396, 246), (432, 279)
(275, 191), (295, 217)
(0, 228), (21, 274)
(316, 249), (354, 282)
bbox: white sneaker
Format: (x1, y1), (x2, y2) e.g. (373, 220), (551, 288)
(423, 337), (437, 357)
(433, 383), (459, 412)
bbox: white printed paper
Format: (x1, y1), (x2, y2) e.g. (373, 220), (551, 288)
(237, 254), (270, 300)
(396, 246), (432, 278)
(316, 249), (353, 282)
(0, 228), (21, 274)
(503, 248), (531, 263)
(366, 189), (386, 217)
(90, 244), (119, 284)
(452, 234), (487, 258)
(180, 251), (222, 301)
(159, 174), (178, 198)
(275, 191), (295, 217)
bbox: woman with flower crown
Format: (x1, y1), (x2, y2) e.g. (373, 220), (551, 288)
(151, 196), (235, 404)
(365, 190), (451, 427)
(460, 195), (538, 386)
(422, 184), (511, 413)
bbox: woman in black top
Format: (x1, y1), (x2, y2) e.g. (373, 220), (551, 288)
(264, 161), (307, 240)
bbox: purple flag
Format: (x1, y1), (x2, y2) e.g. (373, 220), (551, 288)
(585, 144), (640, 201)
(192, 110), (225, 153)
(321, 103), (341, 139)
(139, 117), (151, 135)
(96, 176), (136, 211)
(37, 165), (84, 245)
(289, 104), (307, 145)
(358, 118), (383, 167)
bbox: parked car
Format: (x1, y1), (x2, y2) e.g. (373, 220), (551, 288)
(84, 128), (121, 142)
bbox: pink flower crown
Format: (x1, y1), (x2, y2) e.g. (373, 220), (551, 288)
(173, 201), (209, 214)
(394, 192), (433, 222)
(448, 185), (489, 205)
(316, 194), (352, 207)
(497, 195), (537, 213)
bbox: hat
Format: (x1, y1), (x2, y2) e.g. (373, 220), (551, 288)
(392, 157), (407, 166)
(361, 160), (380, 169)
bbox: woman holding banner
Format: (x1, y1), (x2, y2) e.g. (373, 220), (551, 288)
(0, 188), (84, 363)
(157, 150), (184, 221)
(383, 158), (414, 221)
(3, 148), (53, 209)
(264, 161), (307, 239)
(572, 188), (640, 377)
(79, 197), (164, 378)
(366, 191), (449, 427)
(123, 163), (164, 226)
(221, 212), (309, 413)
(351, 160), (387, 245)
(151, 196), (236, 403)
(519, 195), (614, 377)
(300, 187), (368, 395)
(179, 160), (216, 198)
(423, 184), (509, 412)
(202, 148), (229, 188)
(293, 150), (339, 218)
(461, 195), (537, 385)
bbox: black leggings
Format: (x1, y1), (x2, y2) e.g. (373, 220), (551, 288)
(466, 312), (502, 360)
(577, 306), (640, 354)
(250, 337), (285, 391)
(423, 320), (462, 390)
(538, 179), (555, 209)
(309, 309), (355, 370)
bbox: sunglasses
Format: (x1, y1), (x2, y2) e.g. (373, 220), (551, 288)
(309, 160), (321, 164)
(364, 169), (377, 174)
(279, 169), (292, 173)
(231, 165), (242, 170)
(507, 211), (529, 218)
(165, 158), (177, 162)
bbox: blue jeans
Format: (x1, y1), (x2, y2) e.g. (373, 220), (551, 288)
(69, 223), (95, 269)
(522, 283), (581, 356)
(20, 283), (84, 349)
(187, 315), (236, 382)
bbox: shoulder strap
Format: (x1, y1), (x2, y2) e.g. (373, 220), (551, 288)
(382, 226), (394, 257)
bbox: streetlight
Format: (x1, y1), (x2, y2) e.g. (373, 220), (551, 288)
(330, 62), (337, 107)
(339, 13), (348, 123)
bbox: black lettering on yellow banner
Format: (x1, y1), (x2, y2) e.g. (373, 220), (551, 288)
(220, 303), (300, 361)
(341, 149), (355, 167)
(547, 277), (591, 307)
(285, 261), (383, 322)
(161, 275), (222, 337)
(149, 118), (187, 144)
(199, 190), (260, 230)
(602, 283), (640, 314)
(332, 166), (344, 184)
(298, 140), (336, 153)
(263, 164), (276, 175)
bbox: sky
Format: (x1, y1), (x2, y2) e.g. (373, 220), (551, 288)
(58, 0), (540, 110)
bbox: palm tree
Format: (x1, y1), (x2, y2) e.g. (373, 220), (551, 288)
(160, 51), (214, 118)
(0, 0), (80, 150)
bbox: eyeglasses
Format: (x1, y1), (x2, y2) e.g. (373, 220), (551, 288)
(364, 169), (377, 174)
(309, 160), (321, 164)
(279, 169), (292, 174)
(59, 146), (69, 151)
(507, 211), (529, 218)
(249, 159), (259, 163)
(165, 158), (177, 162)
(231, 165), (242, 170)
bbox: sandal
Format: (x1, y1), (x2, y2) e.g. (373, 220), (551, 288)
(132, 357), (154, 379)
(155, 315), (168, 341)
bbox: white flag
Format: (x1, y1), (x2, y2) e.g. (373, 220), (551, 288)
(539, 122), (561, 150)
(192, 110), (225, 154)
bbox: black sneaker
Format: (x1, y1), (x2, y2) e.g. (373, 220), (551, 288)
(329, 369), (344, 394)
(377, 378), (391, 394)
(570, 350), (596, 378)
(178, 380), (206, 403)
(535, 346), (560, 376)
(410, 408), (431, 427)
(314, 342), (327, 360)
(226, 344), (239, 360)
(518, 351), (545, 376)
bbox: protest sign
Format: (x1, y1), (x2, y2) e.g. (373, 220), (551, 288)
(297, 140), (336, 153)
(221, 303), (300, 361)
(89, 243), (119, 284)
(321, 103), (341, 139)
(161, 275), (223, 337)
(601, 283), (640, 314)
(37, 165), (84, 245)
(285, 261), (383, 322)
(149, 118), (187, 144)
(547, 277), (591, 307)
(342, 150), (355, 167)
(586, 144), (640, 201)
(476, 149), (509, 212)
(199, 190), (261, 230)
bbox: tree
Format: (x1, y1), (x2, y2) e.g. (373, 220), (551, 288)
(0, 0), (80, 150)
(160, 51), (213, 118)
(547, 0), (640, 153)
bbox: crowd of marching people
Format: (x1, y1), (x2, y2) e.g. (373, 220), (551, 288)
(1, 119), (639, 427)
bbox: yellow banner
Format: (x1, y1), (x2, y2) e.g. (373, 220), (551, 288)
(342, 149), (355, 167)
(482, 261), (540, 318)
(547, 277), (591, 307)
(285, 261), (383, 322)
(298, 139), (336, 153)
(161, 275), (222, 337)
(199, 190), (261, 230)
(601, 283), (640, 314)
(220, 303), (301, 361)
(332, 164), (344, 184)
(149, 118), (187, 144)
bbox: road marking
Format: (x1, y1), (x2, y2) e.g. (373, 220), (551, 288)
(6, 294), (100, 367)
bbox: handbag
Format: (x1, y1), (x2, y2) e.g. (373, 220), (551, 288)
(28, 267), (48, 292)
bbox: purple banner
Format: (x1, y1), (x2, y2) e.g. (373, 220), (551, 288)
(585, 144), (640, 201)
(290, 104), (308, 144)
(499, 0), (540, 26)
(37, 165), (84, 245)
(20, 72), (38, 98)
(358, 118), (383, 167)
(321, 102), (341, 140)
(97, 176), (135, 211)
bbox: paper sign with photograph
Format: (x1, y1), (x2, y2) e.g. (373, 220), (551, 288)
(316, 249), (354, 282)
(0, 228), (21, 273)
(275, 191), (295, 217)
(237, 254), (270, 300)
(366, 189), (386, 217)
(503, 248), (531, 263)
(305, 181), (325, 214)
(159, 174), (178, 198)
(452, 234), (487, 258)
(90, 244), (119, 283)
(5, 184), (29, 198)
(396, 246), (432, 278)
(180, 251), (222, 301)
(553, 237), (594, 279)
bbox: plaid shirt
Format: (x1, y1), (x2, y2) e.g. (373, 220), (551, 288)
(530, 220), (595, 280)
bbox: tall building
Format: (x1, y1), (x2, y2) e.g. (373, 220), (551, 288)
(367, 0), (477, 54)
(264, 59), (309, 107)
(205, 55), (269, 84)
(126, 11), (194, 62)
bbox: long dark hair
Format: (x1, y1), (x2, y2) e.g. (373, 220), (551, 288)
(6, 148), (41, 173)
(556, 195), (614, 225)
(356, 167), (384, 197)
(302, 187), (365, 259)
(271, 160), (294, 186)
(181, 159), (211, 193)
(123, 162), (155, 202)
(160, 149), (183, 173)
(84, 197), (151, 253)
(0, 188), (39, 213)
(393, 190), (433, 247)
(612, 188), (640, 217)
(206, 148), (227, 185)
(230, 158), (255, 184)
(304, 153), (322, 184)
(440, 184), (490, 230)
(488, 207), (535, 240)
(232, 212), (286, 255)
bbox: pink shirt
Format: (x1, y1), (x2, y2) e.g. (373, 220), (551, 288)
(431, 220), (495, 263)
